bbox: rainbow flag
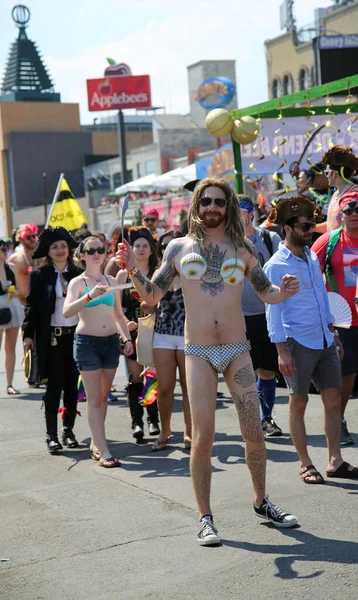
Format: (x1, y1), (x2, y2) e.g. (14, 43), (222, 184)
(139, 368), (158, 406)
(77, 376), (86, 402)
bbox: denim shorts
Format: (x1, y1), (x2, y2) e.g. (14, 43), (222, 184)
(73, 333), (120, 371)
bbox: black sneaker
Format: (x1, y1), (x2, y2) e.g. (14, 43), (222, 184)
(262, 417), (283, 437)
(254, 495), (297, 528)
(197, 517), (221, 546)
(341, 420), (354, 446)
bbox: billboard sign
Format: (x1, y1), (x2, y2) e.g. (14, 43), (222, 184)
(87, 75), (151, 111)
(195, 76), (236, 110)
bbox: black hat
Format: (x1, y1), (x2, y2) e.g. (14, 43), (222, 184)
(32, 227), (78, 259)
(128, 226), (155, 247)
(268, 196), (323, 226)
(183, 179), (201, 192)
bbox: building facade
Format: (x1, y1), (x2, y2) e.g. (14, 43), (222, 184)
(266, 1), (358, 100)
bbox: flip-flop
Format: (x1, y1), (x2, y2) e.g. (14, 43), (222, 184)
(152, 438), (170, 452)
(300, 464), (325, 484)
(326, 461), (358, 479)
(99, 456), (121, 468)
(184, 438), (192, 450)
(90, 451), (100, 461)
(7, 385), (20, 395)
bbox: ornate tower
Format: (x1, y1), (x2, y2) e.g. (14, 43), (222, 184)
(0, 5), (60, 102)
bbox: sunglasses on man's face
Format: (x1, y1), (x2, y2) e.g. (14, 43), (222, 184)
(84, 247), (106, 255)
(342, 200), (358, 216)
(26, 235), (38, 241)
(199, 196), (227, 208)
(294, 221), (316, 233)
(143, 217), (157, 223)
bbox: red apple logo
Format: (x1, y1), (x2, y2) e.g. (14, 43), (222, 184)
(98, 79), (112, 95)
(105, 58), (132, 77)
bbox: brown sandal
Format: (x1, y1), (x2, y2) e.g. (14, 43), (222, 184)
(300, 464), (325, 484)
(7, 385), (20, 395)
(90, 451), (101, 461)
(99, 456), (121, 468)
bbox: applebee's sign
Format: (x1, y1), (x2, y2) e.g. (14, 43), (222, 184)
(87, 75), (151, 111)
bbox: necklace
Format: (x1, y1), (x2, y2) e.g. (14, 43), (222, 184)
(85, 274), (103, 283)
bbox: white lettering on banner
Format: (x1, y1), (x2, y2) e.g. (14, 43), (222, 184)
(90, 91), (149, 109)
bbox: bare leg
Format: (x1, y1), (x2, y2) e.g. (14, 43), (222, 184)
(186, 355), (217, 518)
(5, 327), (19, 387)
(81, 369), (112, 459)
(321, 387), (344, 471)
(224, 354), (266, 507)
(153, 348), (177, 443)
(176, 350), (192, 441)
(288, 393), (317, 469)
(341, 374), (356, 418)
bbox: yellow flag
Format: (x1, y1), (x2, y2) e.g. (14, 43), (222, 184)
(48, 177), (88, 231)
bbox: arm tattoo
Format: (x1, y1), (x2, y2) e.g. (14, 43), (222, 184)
(234, 364), (256, 388)
(249, 264), (271, 294)
(232, 391), (264, 444)
(133, 269), (154, 297)
(151, 240), (182, 295)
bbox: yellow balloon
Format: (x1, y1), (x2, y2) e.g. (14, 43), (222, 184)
(231, 116), (259, 145)
(205, 108), (233, 138)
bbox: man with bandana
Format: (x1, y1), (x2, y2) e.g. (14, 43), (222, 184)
(238, 195), (283, 436)
(312, 190), (358, 446)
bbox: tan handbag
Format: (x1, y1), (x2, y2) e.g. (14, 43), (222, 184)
(136, 312), (156, 367)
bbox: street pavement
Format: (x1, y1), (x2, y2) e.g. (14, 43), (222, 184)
(1, 336), (358, 600)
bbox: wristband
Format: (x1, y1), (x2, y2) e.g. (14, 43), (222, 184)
(85, 292), (92, 303)
(129, 266), (139, 277)
(123, 339), (132, 344)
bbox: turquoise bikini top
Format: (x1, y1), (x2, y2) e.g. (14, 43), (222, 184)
(81, 276), (115, 308)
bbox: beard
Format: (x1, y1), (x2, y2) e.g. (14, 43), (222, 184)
(290, 230), (312, 247)
(201, 212), (226, 229)
(22, 239), (37, 252)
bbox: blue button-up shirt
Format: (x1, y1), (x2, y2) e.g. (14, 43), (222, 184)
(263, 242), (333, 350)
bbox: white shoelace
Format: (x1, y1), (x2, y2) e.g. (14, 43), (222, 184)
(263, 495), (287, 518)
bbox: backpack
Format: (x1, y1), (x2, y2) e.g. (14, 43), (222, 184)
(258, 228), (273, 257)
(324, 226), (343, 293)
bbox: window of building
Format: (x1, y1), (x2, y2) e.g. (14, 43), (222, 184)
(137, 163), (143, 178)
(282, 73), (293, 95)
(145, 159), (156, 175)
(299, 68), (308, 91)
(272, 78), (280, 98)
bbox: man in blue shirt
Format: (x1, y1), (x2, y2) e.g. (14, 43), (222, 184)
(264, 196), (358, 483)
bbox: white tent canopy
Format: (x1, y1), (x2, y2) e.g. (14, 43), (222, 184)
(113, 164), (196, 195)
(152, 164), (196, 189)
(114, 173), (157, 195)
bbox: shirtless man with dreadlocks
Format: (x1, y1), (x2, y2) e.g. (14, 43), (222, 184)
(119, 177), (300, 545)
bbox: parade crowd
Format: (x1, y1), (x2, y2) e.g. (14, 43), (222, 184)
(1, 144), (358, 546)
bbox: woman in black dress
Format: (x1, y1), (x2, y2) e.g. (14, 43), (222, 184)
(23, 228), (82, 453)
(116, 226), (160, 440)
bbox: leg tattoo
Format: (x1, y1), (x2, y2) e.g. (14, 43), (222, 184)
(234, 363), (256, 388)
(232, 391), (264, 443)
(246, 448), (266, 493)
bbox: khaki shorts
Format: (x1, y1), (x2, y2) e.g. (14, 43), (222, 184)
(284, 338), (341, 395)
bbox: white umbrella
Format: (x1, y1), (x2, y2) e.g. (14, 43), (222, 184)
(153, 164), (196, 189)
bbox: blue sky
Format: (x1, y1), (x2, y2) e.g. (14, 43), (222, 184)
(0, 0), (330, 124)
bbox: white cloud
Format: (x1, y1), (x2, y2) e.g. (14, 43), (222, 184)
(44, 0), (329, 124)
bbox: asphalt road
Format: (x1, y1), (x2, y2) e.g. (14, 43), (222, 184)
(1, 337), (358, 600)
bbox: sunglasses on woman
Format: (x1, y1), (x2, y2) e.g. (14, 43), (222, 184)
(143, 217), (157, 223)
(342, 201), (358, 216)
(84, 247), (106, 255)
(293, 221), (316, 233)
(199, 197), (227, 208)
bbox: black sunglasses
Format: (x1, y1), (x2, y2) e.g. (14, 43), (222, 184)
(199, 197), (227, 208)
(143, 217), (157, 223)
(84, 247), (106, 255)
(294, 221), (316, 233)
(26, 235), (38, 241)
(342, 200), (358, 216)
